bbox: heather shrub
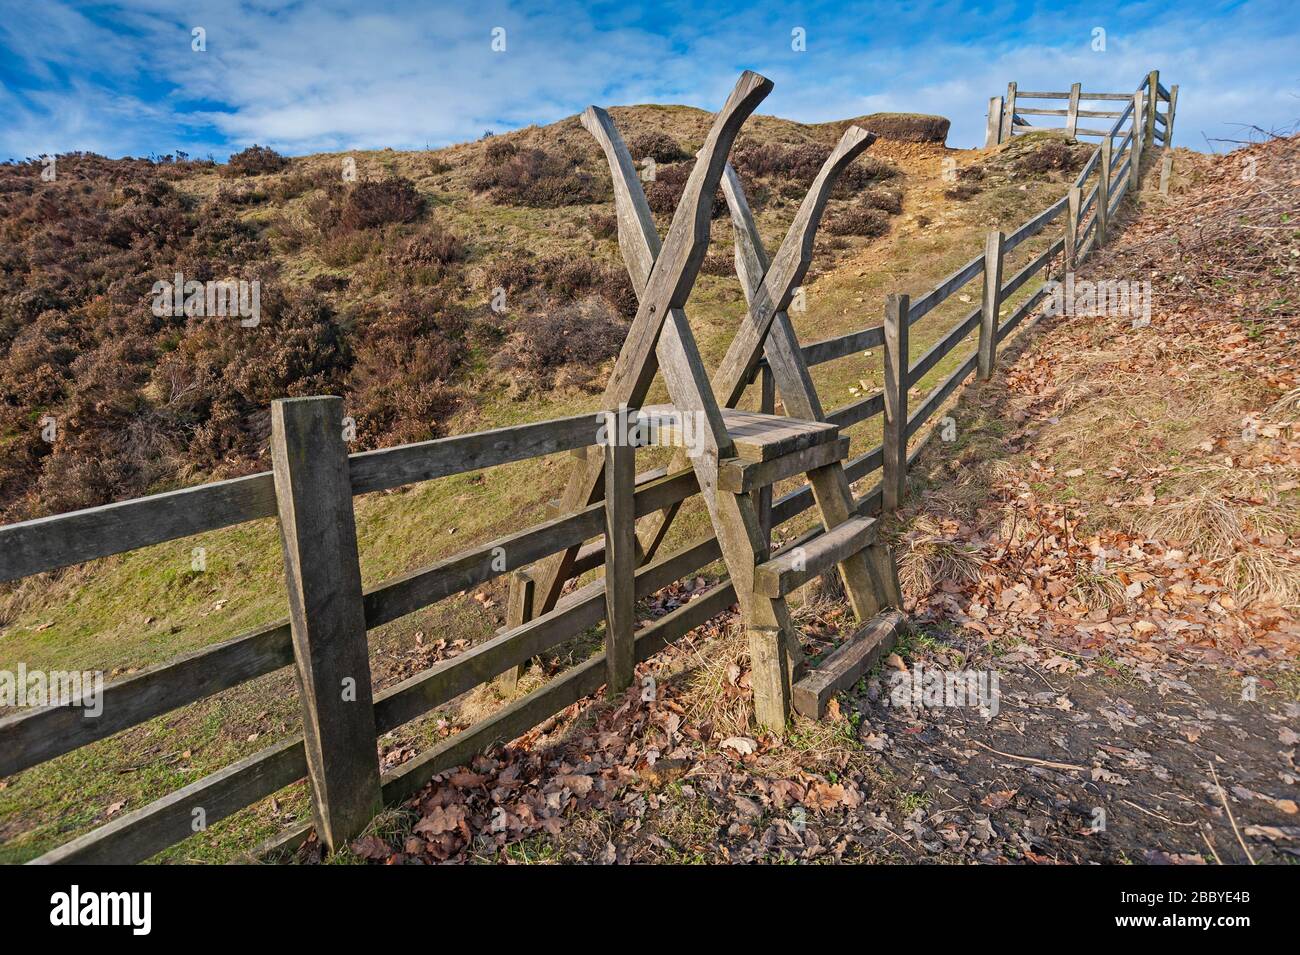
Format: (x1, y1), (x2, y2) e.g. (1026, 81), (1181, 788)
(470, 147), (607, 207)
(388, 223), (465, 268)
(495, 297), (627, 389)
(489, 254), (635, 316)
(644, 161), (725, 218)
(225, 145), (289, 177)
(862, 187), (904, 214)
(825, 204), (891, 237)
(628, 131), (691, 164)
(1016, 140), (1088, 175)
(348, 292), (464, 446)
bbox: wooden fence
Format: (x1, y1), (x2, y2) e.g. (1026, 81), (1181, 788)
(0, 69), (1168, 864)
(986, 70), (1177, 152)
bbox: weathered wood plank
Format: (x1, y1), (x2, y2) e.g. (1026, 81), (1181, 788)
(825, 390), (885, 431)
(348, 412), (605, 495)
(494, 569), (536, 696)
(372, 536), (721, 734)
(0, 620), (293, 778)
(883, 293), (909, 511)
(30, 737), (307, 865)
(1164, 85), (1179, 147)
(906, 349), (979, 440)
(0, 472), (276, 583)
(1098, 136), (1112, 243)
(363, 504), (604, 628)
(985, 95), (1003, 148)
(754, 515), (877, 598)
(906, 254), (983, 326)
(1000, 82), (1018, 142)
(978, 230), (1005, 381)
(1065, 185), (1082, 271)
(1000, 238), (1061, 301)
(1066, 83), (1081, 137)
(792, 611), (904, 718)
(380, 573), (738, 806)
(271, 396), (381, 852)
(711, 126), (876, 407)
(908, 306), (980, 388)
(997, 284), (1053, 344)
(603, 441), (636, 698)
(1004, 194), (1067, 252)
(718, 437), (850, 493)
(801, 324), (886, 366)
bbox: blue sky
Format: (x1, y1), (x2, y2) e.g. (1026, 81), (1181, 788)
(1, 0), (1296, 161)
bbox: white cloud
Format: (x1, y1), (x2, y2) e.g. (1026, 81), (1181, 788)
(1, 0), (1295, 159)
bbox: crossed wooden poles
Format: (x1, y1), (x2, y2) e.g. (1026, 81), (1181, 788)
(521, 71), (901, 730)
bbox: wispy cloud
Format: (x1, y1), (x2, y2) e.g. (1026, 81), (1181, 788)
(0, 0), (1296, 161)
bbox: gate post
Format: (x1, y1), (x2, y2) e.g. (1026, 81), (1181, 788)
(271, 396), (381, 852)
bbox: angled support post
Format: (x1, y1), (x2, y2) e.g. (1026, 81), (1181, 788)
(270, 396), (381, 853)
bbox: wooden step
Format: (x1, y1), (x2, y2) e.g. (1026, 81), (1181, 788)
(793, 611), (903, 718)
(753, 515), (877, 598)
(718, 436), (850, 493)
(637, 406), (838, 462)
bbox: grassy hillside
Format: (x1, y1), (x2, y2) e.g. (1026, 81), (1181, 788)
(0, 105), (1086, 861)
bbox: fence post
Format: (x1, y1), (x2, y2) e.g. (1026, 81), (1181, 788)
(1000, 82), (1018, 143)
(270, 396), (381, 853)
(1065, 185), (1081, 273)
(1165, 85), (1179, 148)
(1146, 71), (1160, 146)
(756, 364), (775, 548)
(1066, 82), (1081, 138)
(1159, 153), (1174, 197)
(603, 431), (636, 698)
(882, 293), (909, 511)
(1098, 137), (1112, 244)
(978, 231), (1004, 381)
(1131, 90), (1144, 189)
(495, 570), (535, 695)
(985, 96), (1004, 148)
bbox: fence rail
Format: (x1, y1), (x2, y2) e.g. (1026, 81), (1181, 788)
(3, 68), (1168, 865)
(986, 72), (1176, 150)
